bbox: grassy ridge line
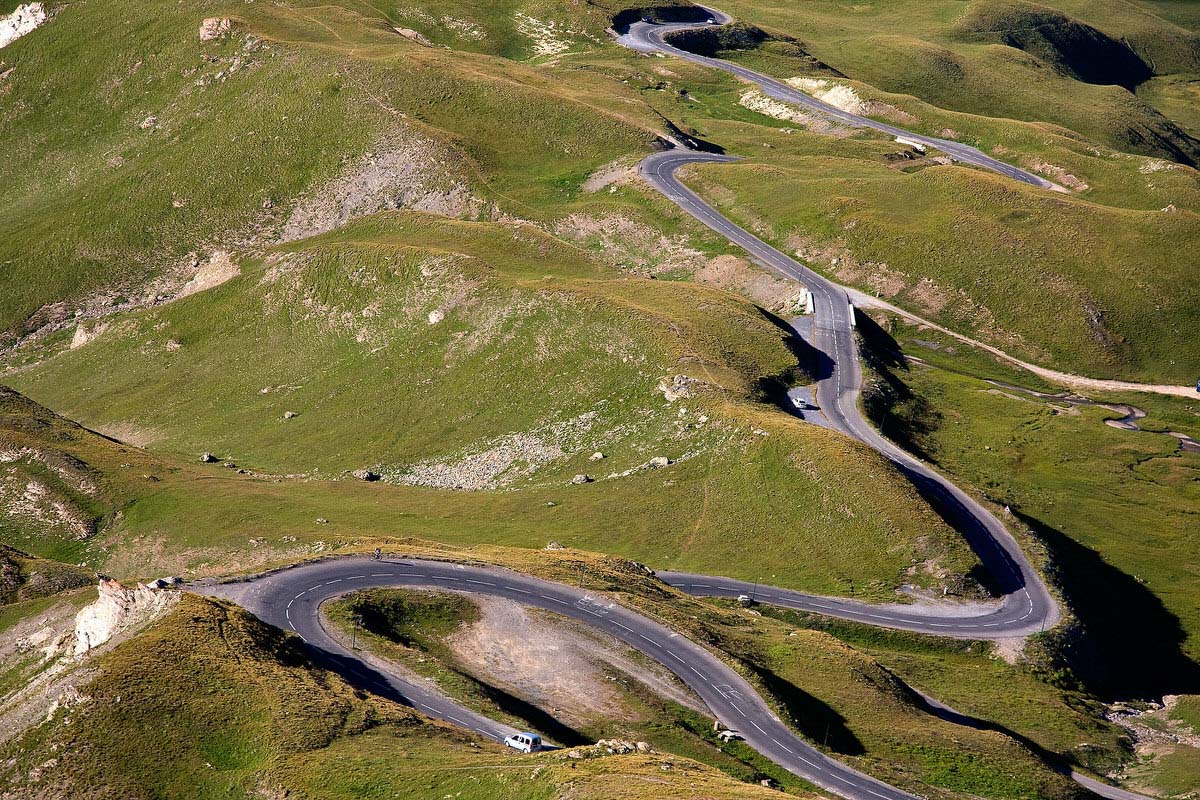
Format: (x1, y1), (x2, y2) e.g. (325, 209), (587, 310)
(0, 0), (673, 340)
(678, 153), (1199, 383)
(608, 37), (1198, 382)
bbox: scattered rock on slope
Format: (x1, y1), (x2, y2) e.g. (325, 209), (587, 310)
(279, 129), (486, 242)
(658, 374), (698, 402)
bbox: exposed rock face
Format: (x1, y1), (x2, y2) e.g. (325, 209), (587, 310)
(199, 17), (231, 41)
(279, 130), (485, 242)
(70, 321), (109, 350)
(392, 26), (432, 46)
(73, 578), (178, 656)
(0, 446), (99, 539)
(175, 251), (240, 300)
(658, 374), (698, 402)
(0, 3), (46, 50)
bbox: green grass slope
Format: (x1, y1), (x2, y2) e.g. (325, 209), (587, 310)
(0, 361), (981, 601)
(684, 153), (1200, 382)
(0, 0), (662, 343)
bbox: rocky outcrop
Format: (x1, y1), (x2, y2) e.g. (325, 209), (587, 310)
(73, 578), (178, 656)
(199, 17), (231, 42)
(0, 3), (46, 50)
(175, 251), (240, 300)
(657, 374), (698, 402)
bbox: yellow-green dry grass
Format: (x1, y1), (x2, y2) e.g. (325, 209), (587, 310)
(861, 313), (1200, 704)
(677, 145), (1200, 382)
(703, 0), (1200, 163)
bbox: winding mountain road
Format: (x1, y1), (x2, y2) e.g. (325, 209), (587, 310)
(191, 9), (1149, 800)
(201, 557), (925, 800)
(640, 147), (1059, 639)
(618, 9), (1061, 190)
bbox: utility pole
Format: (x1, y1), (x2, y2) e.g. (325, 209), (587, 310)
(351, 614), (361, 650)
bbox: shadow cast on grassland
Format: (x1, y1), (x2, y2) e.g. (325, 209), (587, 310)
(302, 643), (589, 747)
(1018, 512), (1200, 700)
(751, 307), (830, 408)
(757, 307), (1007, 597)
(853, 311), (942, 462)
(750, 665), (864, 756)
(473, 679), (590, 747)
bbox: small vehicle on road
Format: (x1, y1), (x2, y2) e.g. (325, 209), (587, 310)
(504, 732), (542, 753)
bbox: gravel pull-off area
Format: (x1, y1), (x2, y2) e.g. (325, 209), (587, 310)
(447, 594), (705, 726)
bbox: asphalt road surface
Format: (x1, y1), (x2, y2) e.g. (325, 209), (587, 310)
(640, 148), (1059, 640)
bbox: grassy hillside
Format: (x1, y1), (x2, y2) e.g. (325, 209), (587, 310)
(0, 545), (90, 605)
(0, 369), (981, 601)
(0, 0), (665, 343)
(682, 151), (1199, 382)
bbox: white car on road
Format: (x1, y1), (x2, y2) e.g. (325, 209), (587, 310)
(504, 732), (542, 753)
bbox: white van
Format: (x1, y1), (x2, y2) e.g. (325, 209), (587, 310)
(504, 732), (542, 753)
